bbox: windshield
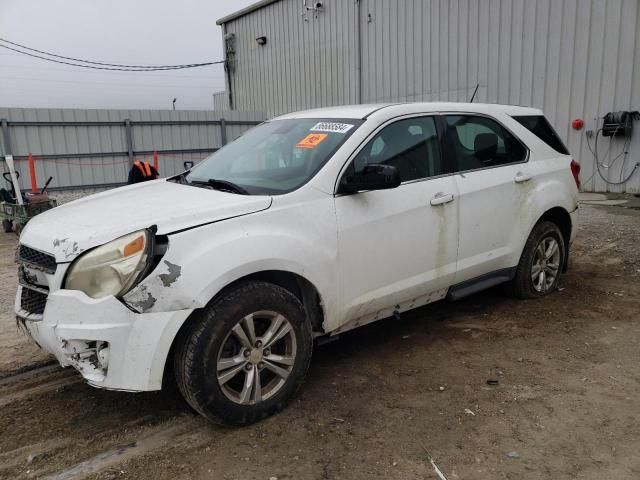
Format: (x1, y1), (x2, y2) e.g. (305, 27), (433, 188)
(186, 118), (362, 195)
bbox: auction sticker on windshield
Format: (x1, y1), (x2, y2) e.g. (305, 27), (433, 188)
(310, 122), (355, 134)
(296, 133), (328, 149)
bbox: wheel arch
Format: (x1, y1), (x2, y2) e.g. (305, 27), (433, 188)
(162, 269), (326, 390)
(533, 206), (572, 272)
(215, 270), (326, 335)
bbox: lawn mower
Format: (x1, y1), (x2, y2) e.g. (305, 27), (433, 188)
(1, 155), (57, 235)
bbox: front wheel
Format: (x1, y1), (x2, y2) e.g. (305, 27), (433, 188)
(174, 281), (312, 425)
(2, 219), (12, 233)
(507, 221), (566, 299)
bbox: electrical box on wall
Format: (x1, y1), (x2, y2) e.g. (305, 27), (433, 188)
(602, 111), (634, 137)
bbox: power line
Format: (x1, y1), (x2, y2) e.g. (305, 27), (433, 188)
(0, 39), (223, 71)
(0, 37), (222, 69)
(0, 76), (223, 89)
(0, 62), (225, 80)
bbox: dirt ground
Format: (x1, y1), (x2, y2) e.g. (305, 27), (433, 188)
(1, 202), (639, 480)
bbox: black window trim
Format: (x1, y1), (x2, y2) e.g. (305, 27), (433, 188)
(510, 114), (570, 155)
(334, 111), (531, 196)
(440, 111), (530, 176)
(334, 112), (451, 196)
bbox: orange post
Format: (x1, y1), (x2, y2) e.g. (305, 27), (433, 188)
(153, 151), (159, 172)
(28, 153), (38, 192)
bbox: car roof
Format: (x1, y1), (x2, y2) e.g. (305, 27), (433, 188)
(273, 102), (543, 120)
(272, 104), (399, 120)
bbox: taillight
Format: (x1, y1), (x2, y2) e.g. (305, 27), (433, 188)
(570, 160), (581, 189)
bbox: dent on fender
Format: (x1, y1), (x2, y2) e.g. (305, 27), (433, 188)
(123, 259), (188, 313)
(125, 284), (157, 312)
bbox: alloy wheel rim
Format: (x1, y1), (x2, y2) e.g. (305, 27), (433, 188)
(531, 236), (561, 293)
(216, 310), (297, 405)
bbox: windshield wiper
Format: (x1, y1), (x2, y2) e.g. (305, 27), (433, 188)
(170, 171), (190, 184)
(190, 178), (249, 195)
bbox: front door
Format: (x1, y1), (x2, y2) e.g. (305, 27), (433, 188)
(334, 115), (459, 326)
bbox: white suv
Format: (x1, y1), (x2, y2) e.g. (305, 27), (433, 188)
(15, 103), (580, 425)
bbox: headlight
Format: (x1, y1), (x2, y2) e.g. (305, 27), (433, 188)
(64, 230), (152, 299)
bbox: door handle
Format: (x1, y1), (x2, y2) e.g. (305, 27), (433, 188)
(430, 192), (454, 206)
(514, 172), (532, 183)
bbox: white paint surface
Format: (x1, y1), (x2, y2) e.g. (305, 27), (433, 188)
(17, 102), (579, 391)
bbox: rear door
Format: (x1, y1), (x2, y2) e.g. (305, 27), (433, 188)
(443, 114), (530, 284)
(334, 115), (459, 323)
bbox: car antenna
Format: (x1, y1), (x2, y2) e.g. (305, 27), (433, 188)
(469, 83), (479, 103)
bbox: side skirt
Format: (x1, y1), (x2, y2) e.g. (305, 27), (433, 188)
(446, 267), (516, 301)
(330, 288), (449, 335)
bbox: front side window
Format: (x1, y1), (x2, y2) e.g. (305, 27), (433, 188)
(445, 115), (527, 172)
(186, 118), (362, 195)
(350, 116), (443, 182)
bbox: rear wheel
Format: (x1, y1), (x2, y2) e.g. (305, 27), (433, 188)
(508, 221), (566, 299)
(174, 281), (312, 425)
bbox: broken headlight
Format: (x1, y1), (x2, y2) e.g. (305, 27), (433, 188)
(64, 230), (151, 299)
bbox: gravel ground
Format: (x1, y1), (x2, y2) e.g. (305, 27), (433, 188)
(0, 202), (639, 480)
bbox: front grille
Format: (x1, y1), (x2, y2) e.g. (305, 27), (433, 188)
(20, 287), (48, 315)
(16, 245), (57, 273)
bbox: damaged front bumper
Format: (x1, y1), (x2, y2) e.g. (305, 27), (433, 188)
(18, 287), (193, 391)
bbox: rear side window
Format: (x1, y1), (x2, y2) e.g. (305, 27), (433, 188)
(512, 115), (569, 155)
(445, 115), (528, 172)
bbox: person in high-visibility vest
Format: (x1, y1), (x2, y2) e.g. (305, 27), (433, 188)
(127, 160), (159, 184)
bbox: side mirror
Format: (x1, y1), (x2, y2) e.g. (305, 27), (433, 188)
(339, 164), (401, 194)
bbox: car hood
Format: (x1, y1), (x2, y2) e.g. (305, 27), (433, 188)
(21, 180), (272, 262)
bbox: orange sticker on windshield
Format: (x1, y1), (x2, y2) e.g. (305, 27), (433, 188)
(296, 133), (328, 149)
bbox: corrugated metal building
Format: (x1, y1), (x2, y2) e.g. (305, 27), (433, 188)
(213, 91), (230, 111)
(217, 0), (640, 193)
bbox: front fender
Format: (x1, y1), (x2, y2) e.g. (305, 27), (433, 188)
(123, 202), (339, 328)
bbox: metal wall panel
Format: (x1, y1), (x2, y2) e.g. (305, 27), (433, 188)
(213, 91), (229, 110)
(224, 0), (359, 115)
(221, 0), (640, 193)
(0, 108), (265, 190)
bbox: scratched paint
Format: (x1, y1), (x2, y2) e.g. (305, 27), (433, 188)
(125, 285), (157, 312)
(158, 261), (182, 287)
(52, 237), (68, 247)
(62, 241), (81, 259)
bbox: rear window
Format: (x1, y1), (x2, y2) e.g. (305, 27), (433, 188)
(512, 115), (569, 155)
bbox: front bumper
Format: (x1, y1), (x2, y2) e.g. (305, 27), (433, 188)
(18, 287), (193, 391)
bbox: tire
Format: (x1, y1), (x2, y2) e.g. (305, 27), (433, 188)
(2, 219), (12, 233)
(14, 223), (23, 236)
(507, 221), (566, 299)
(174, 281), (312, 426)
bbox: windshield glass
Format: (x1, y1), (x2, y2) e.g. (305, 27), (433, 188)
(186, 118), (362, 195)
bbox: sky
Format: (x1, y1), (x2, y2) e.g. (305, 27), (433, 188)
(0, 0), (255, 110)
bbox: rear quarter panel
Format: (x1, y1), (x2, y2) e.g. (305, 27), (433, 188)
(499, 113), (579, 267)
